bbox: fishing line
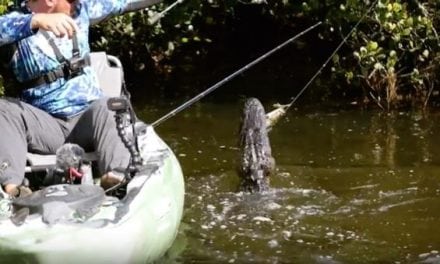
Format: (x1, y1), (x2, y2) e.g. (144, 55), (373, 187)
(284, 0), (379, 111)
(152, 21), (322, 127)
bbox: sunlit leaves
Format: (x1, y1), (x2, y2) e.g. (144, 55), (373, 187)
(325, 0), (439, 108)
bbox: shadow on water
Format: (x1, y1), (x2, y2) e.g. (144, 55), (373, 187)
(139, 102), (440, 264)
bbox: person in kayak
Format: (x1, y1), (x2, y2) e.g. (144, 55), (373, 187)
(0, 0), (161, 197)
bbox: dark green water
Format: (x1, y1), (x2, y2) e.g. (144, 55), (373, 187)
(138, 101), (440, 263)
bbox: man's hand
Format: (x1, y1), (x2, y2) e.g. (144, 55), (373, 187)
(31, 13), (79, 38)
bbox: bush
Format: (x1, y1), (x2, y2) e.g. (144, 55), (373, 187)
(1, 0), (439, 108)
(309, 0), (439, 109)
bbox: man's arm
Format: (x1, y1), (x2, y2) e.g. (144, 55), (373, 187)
(31, 13), (79, 38)
(0, 12), (34, 46)
(0, 11), (79, 46)
(85, 0), (163, 25)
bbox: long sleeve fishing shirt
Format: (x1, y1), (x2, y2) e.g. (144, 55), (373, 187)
(0, 0), (160, 118)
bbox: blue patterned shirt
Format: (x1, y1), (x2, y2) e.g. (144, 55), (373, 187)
(0, 0), (132, 118)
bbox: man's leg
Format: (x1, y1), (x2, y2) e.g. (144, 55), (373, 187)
(67, 98), (130, 183)
(0, 98), (66, 194)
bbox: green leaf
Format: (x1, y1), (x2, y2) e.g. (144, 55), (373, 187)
(367, 41), (379, 51)
(392, 3), (402, 13)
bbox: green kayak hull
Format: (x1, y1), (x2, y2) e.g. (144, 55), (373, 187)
(0, 126), (185, 264)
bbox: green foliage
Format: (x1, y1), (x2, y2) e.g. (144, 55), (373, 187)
(0, 0), (438, 107)
(322, 0), (439, 108)
(0, 0), (11, 13)
(90, 0), (214, 78)
(92, 0), (439, 108)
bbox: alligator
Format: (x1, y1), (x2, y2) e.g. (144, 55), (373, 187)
(238, 98), (276, 193)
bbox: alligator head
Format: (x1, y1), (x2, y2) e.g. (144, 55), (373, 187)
(238, 98), (275, 193)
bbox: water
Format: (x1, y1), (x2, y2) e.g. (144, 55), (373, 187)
(137, 101), (440, 263)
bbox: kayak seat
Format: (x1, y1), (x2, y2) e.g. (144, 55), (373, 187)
(89, 52), (124, 97)
(25, 52), (124, 175)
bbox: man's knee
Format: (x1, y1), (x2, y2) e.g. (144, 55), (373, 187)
(89, 98), (113, 116)
(85, 98), (117, 130)
(0, 98), (24, 117)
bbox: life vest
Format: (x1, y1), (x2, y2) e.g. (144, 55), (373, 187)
(0, 31), (90, 90)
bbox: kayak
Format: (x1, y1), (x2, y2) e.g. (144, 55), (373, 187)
(0, 123), (185, 264)
(0, 52), (185, 263)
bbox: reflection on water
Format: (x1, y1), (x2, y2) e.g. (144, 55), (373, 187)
(138, 102), (440, 263)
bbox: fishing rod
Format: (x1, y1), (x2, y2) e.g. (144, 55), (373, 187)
(151, 21), (322, 127)
(148, 0), (184, 24)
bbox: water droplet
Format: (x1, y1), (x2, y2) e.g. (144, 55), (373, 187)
(268, 239), (279, 248)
